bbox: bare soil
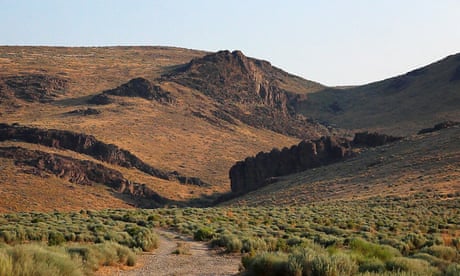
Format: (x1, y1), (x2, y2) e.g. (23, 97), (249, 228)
(98, 229), (241, 276)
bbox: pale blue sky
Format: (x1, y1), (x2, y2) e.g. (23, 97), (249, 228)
(1, 0), (459, 86)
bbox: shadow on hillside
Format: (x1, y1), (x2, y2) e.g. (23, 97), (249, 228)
(52, 95), (95, 107)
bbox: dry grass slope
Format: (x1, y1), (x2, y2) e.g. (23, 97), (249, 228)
(225, 126), (460, 206)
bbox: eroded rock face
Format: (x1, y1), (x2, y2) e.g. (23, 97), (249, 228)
(229, 136), (353, 194)
(164, 50), (329, 140)
(352, 132), (402, 147)
(0, 146), (166, 207)
(0, 74), (68, 103)
(89, 77), (175, 105)
(0, 123), (208, 186)
(418, 121), (460, 134)
(168, 50), (293, 112)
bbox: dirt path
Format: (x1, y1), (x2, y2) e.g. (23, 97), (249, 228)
(103, 229), (241, 276)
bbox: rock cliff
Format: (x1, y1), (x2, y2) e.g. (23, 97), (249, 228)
(0, 146), (166, 207)
(229, 136), (353, 194)
(0, 123), (207, 186)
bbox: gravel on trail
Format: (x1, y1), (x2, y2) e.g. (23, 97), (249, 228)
(100, 229), (242, 276)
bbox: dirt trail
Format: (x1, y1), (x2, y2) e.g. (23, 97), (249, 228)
(105, 229), (241, 276)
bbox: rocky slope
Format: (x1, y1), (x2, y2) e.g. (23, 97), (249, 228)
(0, 74), (68, 104)
(161, 50), (331, 139)
(0, 146), (166, 208)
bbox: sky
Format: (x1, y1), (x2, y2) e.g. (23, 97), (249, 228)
(1, 0), (460, 86)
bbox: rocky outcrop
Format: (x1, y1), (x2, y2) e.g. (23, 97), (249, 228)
(163, 50), (330, 140)
(229, 136), (353, 194)
(418, 121), (460, 134)
(0, 123), (208, 186)
(0, 146), (166, 207)
(167, 50), (294, 112)
(89, 77), (175, 105)
(352, 132), (403, 147)
(0, 74), (67, 103)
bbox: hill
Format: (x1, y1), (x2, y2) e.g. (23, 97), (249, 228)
(1, 46), (459, 212)
(0, 46), (330, 212)
(295, 53), (460, 135)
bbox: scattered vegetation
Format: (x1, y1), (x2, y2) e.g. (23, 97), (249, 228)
(0, 196), (458, 275)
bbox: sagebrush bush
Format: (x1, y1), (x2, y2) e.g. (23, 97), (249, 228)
(67, 242), (136, 272)
(213, 234), (243, 253)
(350, 238), (401, 261)
(445, 263), (460, 276)
(385, 257), (438, 275)
(242, 252), (288, 276)
(422, 245), (457, 262)
(5, 244), (84, 276)
(193, 227), (214, 241)
(358, 257), (387, 273)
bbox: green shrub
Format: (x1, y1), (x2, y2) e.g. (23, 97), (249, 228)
(385, 257), (438, 275)
(242, 237), (267, 253)
(213, 234), (243, 253)
(350, 238), (401, 261)
(48, 231), (66, 246)
(193, 227), (214, 241)
(242, 252), (288, 276)
(7, 244), (84, 276)
(125, 227), (159, 251)
(422, 245), (457, 262)
(359, 257), (386, 273)
(67, 242), (136, 271)
(445, 263), (460, 276)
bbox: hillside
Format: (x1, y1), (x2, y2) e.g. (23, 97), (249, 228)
(295, 53), (460, 135)
(0, 46), (330, 212)
(224, 125), (460, 206)
(1, 46), (459, 212)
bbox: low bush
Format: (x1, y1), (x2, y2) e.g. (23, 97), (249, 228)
(385, 257), (439, 275)
(212, 234), (243, 253)
(242, 252), (288, 276)
(422, 245), (458, 262)
(193, 227), (214, 241)
(2, 244), (83, 276)
(358, 257), (386, 273)
(350, 238), (401, 262)
(446, 263), (460, 276)
(67, 242), (136, 271)
(172, 242), (191, 255)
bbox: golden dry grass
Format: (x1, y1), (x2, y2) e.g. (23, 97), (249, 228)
(0, 46), (301, 211)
